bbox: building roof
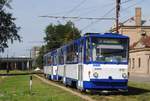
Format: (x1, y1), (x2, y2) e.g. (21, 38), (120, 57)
(122, 17), (150, 26)
(130, 35), (150, 49)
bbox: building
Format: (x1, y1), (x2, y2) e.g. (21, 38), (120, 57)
(31, 46), (40, 59)
(119, 8), (150, 46)
(0, 57), (32, 70)
(111, 7), (150, 76)
(31, 46), (40, 67)
(129, 35), (150, 75)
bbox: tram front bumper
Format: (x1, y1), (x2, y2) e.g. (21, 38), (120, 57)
(83, 79), (128, 90)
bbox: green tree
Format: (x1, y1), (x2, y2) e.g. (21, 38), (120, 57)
(44, 21), (81, 52)
(35, 45), (45, 69)
(36, 21), (81, 68)
(0, 0), (21, 52)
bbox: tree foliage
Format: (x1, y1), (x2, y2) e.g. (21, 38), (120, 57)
(44, 21), (81, 52)
(35, 45), (45, 69)
(0, 0), (21, 52)
(35, 21), (81, 68)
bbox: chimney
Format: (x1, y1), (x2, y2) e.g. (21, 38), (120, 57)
(135, 7), (142, 26)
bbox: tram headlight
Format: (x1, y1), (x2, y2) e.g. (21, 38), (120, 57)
(122, 73), (127, 79)
(93, 72), (98, 78)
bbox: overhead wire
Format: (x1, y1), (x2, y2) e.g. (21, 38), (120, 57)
(75, 1), (114, 17)
(121, 0), (134, 4)
(58, 0), (88, 29)
(120, 0), (147, 21)
(81, 6), (115, 32)
(81, 0), (137, 32)
(64, 0), (88, 16)
(55, 0), (115, 39)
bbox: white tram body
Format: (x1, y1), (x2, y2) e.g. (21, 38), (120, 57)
(44, 33), (129, 90)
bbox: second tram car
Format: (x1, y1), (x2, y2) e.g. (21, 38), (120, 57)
(44, 33), (129, 91)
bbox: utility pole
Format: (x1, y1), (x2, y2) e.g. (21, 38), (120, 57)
(116, 0), (121, 33)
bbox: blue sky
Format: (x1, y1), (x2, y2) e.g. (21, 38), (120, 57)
(1, 0), (150, 57)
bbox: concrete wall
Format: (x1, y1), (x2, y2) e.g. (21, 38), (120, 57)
(129, 49), (150, 75)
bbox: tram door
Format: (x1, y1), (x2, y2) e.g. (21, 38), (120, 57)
(51, 56), (54, 80)
(63, 52), (66, 84)
(51, 54), (55, 80)
(78, 65), (83, 87)
(78, 40), (84, 88)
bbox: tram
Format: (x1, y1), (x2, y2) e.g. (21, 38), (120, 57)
(43, 33), (129, 91)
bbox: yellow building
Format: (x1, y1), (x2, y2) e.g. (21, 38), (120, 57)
(111, 7), (150, 76)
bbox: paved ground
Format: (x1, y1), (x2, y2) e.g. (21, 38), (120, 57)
(34, 75), (97, 101)
(129, 74), (150, 82)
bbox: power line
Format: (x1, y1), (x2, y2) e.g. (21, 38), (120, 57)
(40, 16), (115, 20)
(120, 0), (146, 20)
(71, 1), (115, 17)
(121, 0), (134, 4)
(80, 6), (116, 31)
(64, 0), (88, 16)
(40, 0), (138, 32)
(122, 0), (146, 10)
(81, 0), (135, 32)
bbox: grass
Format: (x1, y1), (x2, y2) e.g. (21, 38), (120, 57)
(89, 81), (150, 101)
(0, 70), (28, 74)
(0, 75), (84, 101)
(1, 71), (150, 101)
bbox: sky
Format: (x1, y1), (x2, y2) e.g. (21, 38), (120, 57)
(1, 0), (150, 57)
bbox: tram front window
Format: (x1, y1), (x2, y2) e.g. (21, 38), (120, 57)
(92, 38), (128, 63)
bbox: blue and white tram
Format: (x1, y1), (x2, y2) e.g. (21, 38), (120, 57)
(43, 50), (58, 80)
(44, 33), (129, 91)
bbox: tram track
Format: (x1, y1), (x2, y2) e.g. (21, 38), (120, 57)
(34, 74), (97, 101)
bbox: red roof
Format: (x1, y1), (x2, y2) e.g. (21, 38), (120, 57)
(130, 35), (150, 49)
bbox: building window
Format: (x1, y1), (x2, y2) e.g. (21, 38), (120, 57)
(129, 58), (131, 69)
(132, 58), (135, 69)
(138, 58), (141, 68)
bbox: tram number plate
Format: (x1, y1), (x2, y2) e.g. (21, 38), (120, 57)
(93, 64), (100, 67)
(94, 68), (102, 70)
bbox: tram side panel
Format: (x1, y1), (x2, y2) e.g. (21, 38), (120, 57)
(43, 66), (47, 76)
(44, 66), (51, 79)
(57, 65), (64, 81)
(65, 64), (78, 86)
(51, 66), (58, 80)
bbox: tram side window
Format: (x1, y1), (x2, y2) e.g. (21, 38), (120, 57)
(53, 55), (57, 65)
(46, 56), (48, 66)
(66, 43), (78, 64)
(51, 56), (54, 65)
(47, 55), (51, 65)
(78, 40), (84, 63)
(58, 49), (64, 64)
(86, 38), (91, 62)
(43, 56), (46, 66)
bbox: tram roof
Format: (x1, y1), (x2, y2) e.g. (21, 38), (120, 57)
(44, 33), (129, 56)
(83, 33), (129, 39)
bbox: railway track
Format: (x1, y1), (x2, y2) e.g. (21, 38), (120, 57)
(34, 74), (97, 101)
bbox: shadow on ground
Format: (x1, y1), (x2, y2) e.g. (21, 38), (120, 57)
(85, 86), (150, 96)
(125, 86), (150, 95)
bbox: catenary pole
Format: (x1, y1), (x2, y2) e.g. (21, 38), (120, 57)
(116, 0), (121, 33)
